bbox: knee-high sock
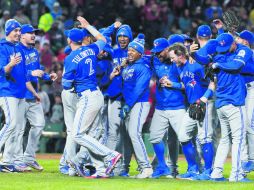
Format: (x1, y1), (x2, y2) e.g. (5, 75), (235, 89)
(182, 141), (198, 170)
(202, 142), (214, 170)
(153, 141), (166, 168)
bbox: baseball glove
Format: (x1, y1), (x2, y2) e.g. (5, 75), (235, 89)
(204, 63), (219, 82)
(189, 100), (206, 122)
(222, 10), (240, 33)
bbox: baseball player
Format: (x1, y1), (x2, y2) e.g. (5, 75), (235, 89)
(59, 29), (93, 175)
(0, 19), (40, 172)
(148, 38), (186, 178)
(235, 30), (254, 173)
(167, 43), (215, 180)
(110, 33), (153, 178)
(11, 24), (58, 172)
(199, 33), (251, 182)
(62, 16), (121, 177)
(102, 23), (133, 176)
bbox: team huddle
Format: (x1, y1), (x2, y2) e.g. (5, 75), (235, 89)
(0, 14), (254, 182)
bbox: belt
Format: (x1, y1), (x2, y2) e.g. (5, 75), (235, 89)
(246, 81), (254, 88)
(77, 87), (99, 97)
(25, 99), (36, 103)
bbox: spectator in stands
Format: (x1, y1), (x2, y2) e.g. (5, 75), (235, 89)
(13, 7), (31, 24)
(51, 1), (62, 20)
(0, 10), (10, 38)
(48, 21), (66, 55)
(50, 94), (63, 123)
(40, 40), (54, 72)
(38, 6), (54, 32)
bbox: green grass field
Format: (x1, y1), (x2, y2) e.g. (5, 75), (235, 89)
(0, 155), (253, 190)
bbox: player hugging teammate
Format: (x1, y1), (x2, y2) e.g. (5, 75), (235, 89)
(0, 11), (254, 183)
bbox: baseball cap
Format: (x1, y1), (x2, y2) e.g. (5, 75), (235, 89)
(181, 34), (193, 43)
(21, 24), (39, 34)
(168, 34), (184, 46)
(64, 28), (84, 43)
(5, 19), (21, 36)
(216, 33), (234, 53)
(151, 38), (169, 53)
(239, 30), (254, 45)
(197, 25), (212, 38)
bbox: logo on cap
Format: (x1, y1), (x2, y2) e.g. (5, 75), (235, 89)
(219, 40), (225, 46)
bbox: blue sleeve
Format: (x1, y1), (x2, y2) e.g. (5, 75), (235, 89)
(202, 88), (213, 99)
(241, 60), (254, 75)
(102, 24), (116, 37)
(192, 51), (211, 65)
(62, 57), (77, 90)
(215, 48), (252, 71)
(0, 46), (8, 76)
(217, 28), (224, 35)
(126, 66), (151, 108)
(94, 40), (106, 55)
(42, 73), (51, 80)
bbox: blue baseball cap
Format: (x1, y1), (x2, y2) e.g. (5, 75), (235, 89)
(151, 38), (169, 53)
(216, 33), (234, 53)
(168, 34), (184, 46)
(203, 39), (219, 55)
(21, 24), (39, 34)
(197, 25), (212, 38)
(5, 19), (21, 36)
(64, 28), (84, 43)
(239, 30), (254, 45)
(181, 34), (193, 43)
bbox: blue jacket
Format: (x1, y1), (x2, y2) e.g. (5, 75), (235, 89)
(213, 44), (251, 108)
(122, 57), (152, 108)
(18, 43), (51, 100)
(106, 48), (128, 99)
(153, 59), (185, 110)
(62, 40), (105, 93)
(176, 60), (211, 104)
(102, 24), (133, 100)
(0, 39), (27, 98)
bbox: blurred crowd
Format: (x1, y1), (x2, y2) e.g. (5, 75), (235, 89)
(0, 0), (253, 124)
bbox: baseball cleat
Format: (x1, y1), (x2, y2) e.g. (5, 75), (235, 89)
(14, 163), (32, 172)
(151, 166), (170, 178)
(59, 165), (69, 175)
(238, 178), (253, 182)
(210, 177), (228, 182)
(119, 171), (129, 177)
(26, 161), (43, 171)
(166, 168), (179, 179)
(69, 161), (89, 177)
(178, 166), (200, 180)
(132, 168), (153, 179)
(0, 164), (19, 173)
(191, 168), (212, 181)
(242, 161), (254, 173)
(105, 153), (122, 175)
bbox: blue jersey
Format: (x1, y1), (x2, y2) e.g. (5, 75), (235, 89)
(106, 48), (128, 99)
(122, 57), (152, 108)
(18, 43), (51, 100)
(240, 49), (254, 84)
(177, 60), (210, 104)
(213, 44), (251, 108)
(153, 60), (185, 110)
(62, 41), (105, 93)
(0, 39), (27, 98)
